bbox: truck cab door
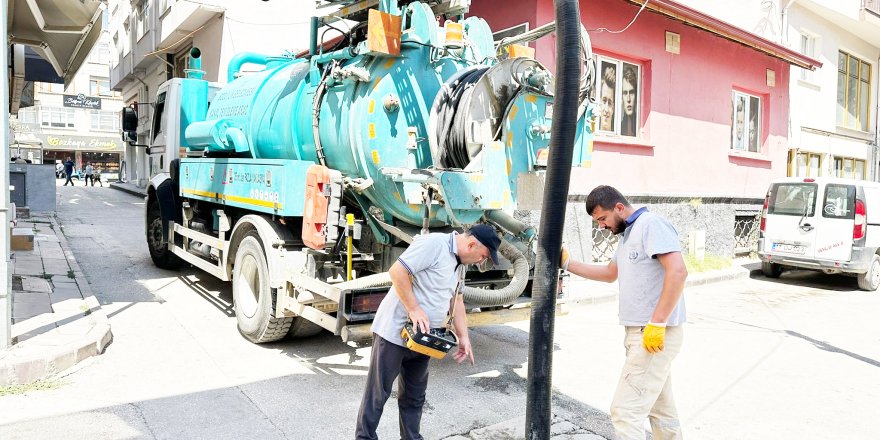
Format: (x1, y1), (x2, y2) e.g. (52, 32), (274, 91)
(765, 182), (818, 259)
(815, 183), (855, 262)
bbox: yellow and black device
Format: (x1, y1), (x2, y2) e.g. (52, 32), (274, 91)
(400, 323), (458, 359)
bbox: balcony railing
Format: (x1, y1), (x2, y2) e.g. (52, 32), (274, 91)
(866, 0), (880, 15)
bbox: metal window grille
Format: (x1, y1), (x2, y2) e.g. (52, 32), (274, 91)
(734, 214), (761, 255)
(591, 228), (618, 262)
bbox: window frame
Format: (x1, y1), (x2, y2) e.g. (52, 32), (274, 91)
(730, 90), (762, 153)
(593, 55), (642, 138)
(837, 50), (872, 132)
(799, 31), (818, 83)
(90, 110), (120, 132)
(833, 156), (867, 180)
(822, 184), (856, 219)
(40, 107), (76, 129)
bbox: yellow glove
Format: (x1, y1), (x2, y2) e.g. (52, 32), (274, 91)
(560, 246), (570, 271)
(642, 323), (666, 353)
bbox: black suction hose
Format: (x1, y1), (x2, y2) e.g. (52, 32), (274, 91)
(525, 0), (582, 438)
(434, 67), (489, 169)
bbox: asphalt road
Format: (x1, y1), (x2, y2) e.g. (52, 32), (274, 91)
(0, 181), (878, 439)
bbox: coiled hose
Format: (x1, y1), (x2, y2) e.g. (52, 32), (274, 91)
(433, 67), (490, 169)
(334, 237), (528, 308)
(460, 239), (529, 307)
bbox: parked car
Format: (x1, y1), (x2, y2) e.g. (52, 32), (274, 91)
(758, 177), (880, 290)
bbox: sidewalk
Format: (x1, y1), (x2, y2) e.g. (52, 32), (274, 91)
(0, 212), (112, 386)
(108, 180), (146, 198)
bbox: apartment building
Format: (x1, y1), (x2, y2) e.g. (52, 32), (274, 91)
(675, 0), (880, 180)
(14, 29), (125, 176)
(107, 0), (319, 186)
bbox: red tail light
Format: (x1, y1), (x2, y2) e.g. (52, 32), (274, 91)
(854, 199), (866, 240)
(760, 195), (769, 232)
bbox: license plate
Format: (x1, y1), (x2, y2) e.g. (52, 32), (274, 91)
(772, 243), (805, 255)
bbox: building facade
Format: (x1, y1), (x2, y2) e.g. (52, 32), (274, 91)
(674, 0), (880, 181)
(106, 0), (318, 187)
(471, 0), (820, 257)
(14, 29), (125, 176)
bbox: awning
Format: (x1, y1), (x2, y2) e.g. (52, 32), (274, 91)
(7, 0), (104, 87)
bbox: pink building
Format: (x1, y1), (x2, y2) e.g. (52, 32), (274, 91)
(471, 0), (821, 257)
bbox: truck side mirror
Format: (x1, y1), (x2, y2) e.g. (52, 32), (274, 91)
(121, 107), (138, 144)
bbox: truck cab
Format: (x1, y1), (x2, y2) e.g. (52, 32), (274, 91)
(758, 177), (880, 290)
(147, 79), (222, 179)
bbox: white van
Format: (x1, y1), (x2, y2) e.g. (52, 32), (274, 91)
(758, 177), (880, 290)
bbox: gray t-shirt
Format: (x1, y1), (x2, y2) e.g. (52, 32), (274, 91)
(612, 211), (686, 326)
(371, 232), (464, 347)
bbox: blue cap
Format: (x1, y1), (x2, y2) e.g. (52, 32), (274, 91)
(469, 224), (500, 265)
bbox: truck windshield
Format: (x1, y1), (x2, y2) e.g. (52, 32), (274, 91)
(768, 183), (817, 216)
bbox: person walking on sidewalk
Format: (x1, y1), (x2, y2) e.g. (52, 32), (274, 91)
(84, 163), (94, 186)
(561, 185), (688, 440)
(63, 157), (75, 186)
(355, 225), (500, 440)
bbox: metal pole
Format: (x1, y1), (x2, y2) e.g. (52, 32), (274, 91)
(1, 0), (13, 348)
(525, 0), (581, 438)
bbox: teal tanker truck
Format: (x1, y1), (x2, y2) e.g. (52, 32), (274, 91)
(133, 0), (594, 344)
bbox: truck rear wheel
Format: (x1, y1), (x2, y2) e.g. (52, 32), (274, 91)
(233, 234), (293, 343)
(857, 254), (880, 291)
(147, 199), (183, 270)
(761, 262), (783, 278)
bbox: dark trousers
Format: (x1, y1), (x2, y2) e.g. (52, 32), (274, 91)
(356, 334), (430, 440)
(64, 172), (73, 186)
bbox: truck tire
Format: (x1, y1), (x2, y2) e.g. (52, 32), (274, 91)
(147, 199), (183, 270)
(233, 234), (293, 343)
(857, 254), (880, 291)
(761, 262), (783, 278)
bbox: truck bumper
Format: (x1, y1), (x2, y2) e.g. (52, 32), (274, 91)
(758, 238), (874, 274)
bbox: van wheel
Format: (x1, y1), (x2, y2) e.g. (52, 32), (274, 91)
(857, 254), (880, 291)
(761, 262), (783, 278)
(233, 233), (293, 343)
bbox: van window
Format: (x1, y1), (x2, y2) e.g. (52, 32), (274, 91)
(822, 184), (855, 219)
(768, 183), (817, 216)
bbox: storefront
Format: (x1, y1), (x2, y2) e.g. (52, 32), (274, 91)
(39, 133), (124, 175)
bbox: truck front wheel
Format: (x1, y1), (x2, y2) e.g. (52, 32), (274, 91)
(147, 199), (183, 270)
(233, 234), (293, 343)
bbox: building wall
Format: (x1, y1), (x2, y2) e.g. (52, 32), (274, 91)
(472, 0), (792, 199)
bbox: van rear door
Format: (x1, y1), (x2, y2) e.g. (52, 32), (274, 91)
(815, 183), (855, 262)
(765, 182), (818, 259)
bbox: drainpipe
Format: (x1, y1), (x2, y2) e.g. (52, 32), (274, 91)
(1, 0), (12, 348)
(875, 54), (880, 181)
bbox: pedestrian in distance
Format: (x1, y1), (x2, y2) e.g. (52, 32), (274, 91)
(63, 157), (75, 186)
(560, 185), (688, 440)
(355, 224), (500, 440)
(92, 167), (103, 187)
(84, 162), (94, 186)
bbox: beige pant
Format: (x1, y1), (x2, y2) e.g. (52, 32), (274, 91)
(610, 325), (684, 440)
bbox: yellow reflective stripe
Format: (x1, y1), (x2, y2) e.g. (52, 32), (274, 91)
(182, 188), (282, 209)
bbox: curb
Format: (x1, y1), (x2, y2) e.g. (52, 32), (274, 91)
(108, 182), (146, 198)
(0, 215), (113, 386)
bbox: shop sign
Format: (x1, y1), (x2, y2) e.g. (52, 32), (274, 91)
(39, 134), (122, 151)
(63, 94), (102, 109)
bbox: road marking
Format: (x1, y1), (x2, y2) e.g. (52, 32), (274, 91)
(103, 202), (115, 207)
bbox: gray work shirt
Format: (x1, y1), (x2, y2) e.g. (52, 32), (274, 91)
(371, 232), (465, 347)
(612, 210), (686, 326)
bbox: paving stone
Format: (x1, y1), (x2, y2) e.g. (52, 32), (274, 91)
(470, 416), (525, 440)
(75, 340), (98, 362)
(51, 274), (77, 284)
(42, 257), (71, 275)
(52, 350), (77, 374)
(11, 259), (43, 276)
(12, 293), (51, 318)
(34, 234), (60, 242)
(52, 298), (89, 313)
(50, 288), (84, 303)
(21, 276), (52, 293)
